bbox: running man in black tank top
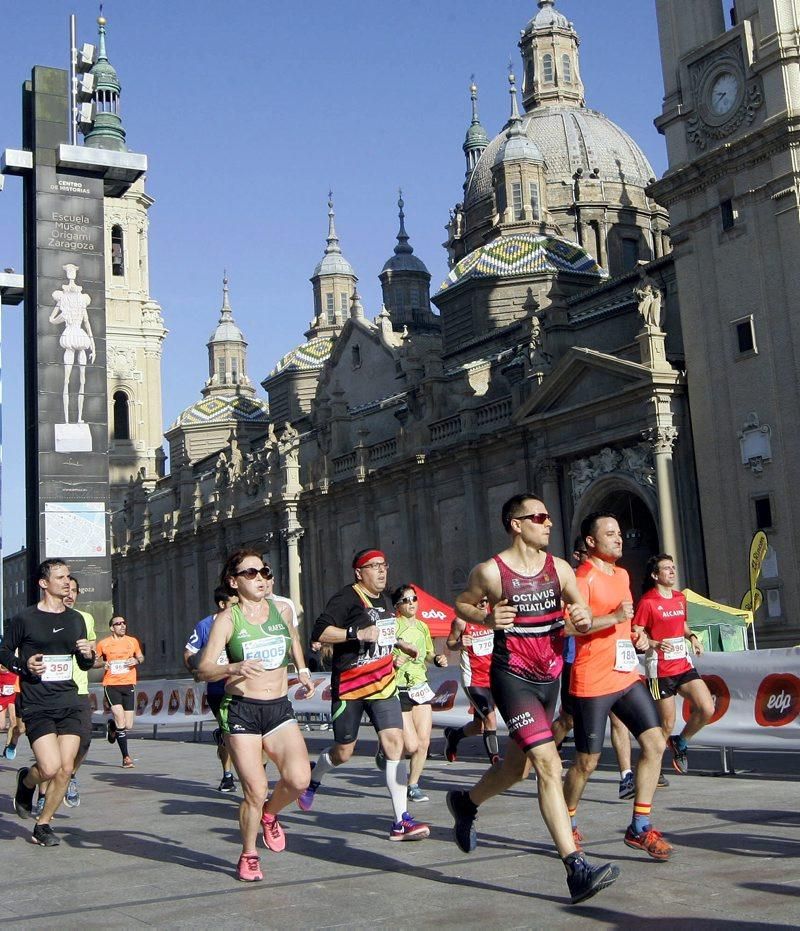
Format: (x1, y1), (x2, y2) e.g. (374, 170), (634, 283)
(446, 493), (620, 905)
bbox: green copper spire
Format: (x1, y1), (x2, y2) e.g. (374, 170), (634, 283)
(83, 14), (127, 152)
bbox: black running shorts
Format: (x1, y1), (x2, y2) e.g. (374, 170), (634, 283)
(221, 694), (296, 738)
(572, 680), (661, 755)
(649, 667), (701, 700)
(104, 684), (135, 711)
(560, 661), (574, 717)
(463, 685), (495, 720)
(490, 666), (559, 752)
(330, 694), (402, 745)
(24, 704), (85, 746)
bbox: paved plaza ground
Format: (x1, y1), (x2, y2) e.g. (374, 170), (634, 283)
(0, 729), (797, 929)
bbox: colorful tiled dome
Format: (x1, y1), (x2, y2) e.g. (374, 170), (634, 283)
(269, 334), (335, 377)
(436, 232), (606, 294)
(172, 394), (269, 428)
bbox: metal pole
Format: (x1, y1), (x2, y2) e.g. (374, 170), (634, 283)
(69, 14), (77, 145)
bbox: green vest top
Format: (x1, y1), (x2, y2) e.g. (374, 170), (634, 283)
(226, 601), (293, 671)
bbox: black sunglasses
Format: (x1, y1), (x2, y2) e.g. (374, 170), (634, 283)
(515, 512), (551, 525)
(234, 567), (273, 581)
(396, 595), (418, 606)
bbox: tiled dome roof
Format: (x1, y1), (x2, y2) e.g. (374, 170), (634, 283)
(269, 334), (335, 377)
(436, 232), (606, 294)
(172, 394), (269, 428)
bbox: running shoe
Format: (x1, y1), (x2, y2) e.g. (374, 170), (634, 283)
(31, 823), (60, 847)
(3, 743), (16, 760)
(657, 772), (670, 788)
(297, 763), (319, 811)
(34, 795), (46, 818)
(106, 719), (117, 743)
(446, 789), (478, 853)
(667, 736), (689, 775)
(623, 825), (673, 861)
(218, 773), (236, 793)
(212, 727), (223, 747)
(236, 852), (263, 882)
(618, 771), (635, 800)
(389, 811), (430, 841)
(566, 857), (620, 905)
(407, 783), (429, 803)
(14, 768), (35, 819)
(444, 726), (459, 763)
(572, 826), (584, 852)
(122, 756), (135, 769)
(64, 777), (80, 808)
(375, 747), (386, 771)
(261, 811), (286, 852)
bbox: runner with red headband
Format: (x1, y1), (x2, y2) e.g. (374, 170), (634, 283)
(298, 548), (430, 841)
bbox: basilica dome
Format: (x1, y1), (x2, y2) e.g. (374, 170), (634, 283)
(268, 333), (336, 378)
(171, 394), (269, 429)
(465, 106), (656, 208)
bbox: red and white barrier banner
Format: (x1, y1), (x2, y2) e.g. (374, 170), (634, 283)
(91, 648), (800, 750)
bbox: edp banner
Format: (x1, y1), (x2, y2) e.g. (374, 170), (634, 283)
(91, 647), (800, 749)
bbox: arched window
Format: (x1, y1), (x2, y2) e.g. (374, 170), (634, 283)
(351, 344), (362, 369)
(542, 54), (553, 83)
(113, 391), (130, 440)
(111, 225), (124, 276)
(562, 54), (572, 83)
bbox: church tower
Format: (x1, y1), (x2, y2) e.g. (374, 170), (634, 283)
(307, 194), (357, 338)
(83, 15), (167, 510)
(651, 0), (800, 640)
(519, 0), (585, 111)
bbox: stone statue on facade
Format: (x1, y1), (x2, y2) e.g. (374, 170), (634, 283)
(569, 458), (594, 499)
(634, 270), (663, 330)
(214, 451), (230, 489)
(622, 444), (655, 486)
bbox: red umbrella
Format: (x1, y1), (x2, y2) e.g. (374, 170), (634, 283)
(410, 583), (455, 637)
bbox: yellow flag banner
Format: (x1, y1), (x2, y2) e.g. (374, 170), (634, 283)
(740, 589), (763, 616)
(749, 531), (768, 590)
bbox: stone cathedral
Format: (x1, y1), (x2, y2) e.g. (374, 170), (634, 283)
(98, 1), (796, 675)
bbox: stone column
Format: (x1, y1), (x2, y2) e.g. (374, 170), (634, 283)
(282, 524), (305, 633)
(649, 426), (685, 587)
(539, 459), (565, 557)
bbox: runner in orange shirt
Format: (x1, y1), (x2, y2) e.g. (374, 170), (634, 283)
(563, 513), (672, 861)
(95, 617), (144, 768)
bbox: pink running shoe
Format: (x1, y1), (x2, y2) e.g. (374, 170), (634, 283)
(261, 810), (286, 852)
(236, 852), (263, 882)
(389, 811), (430, 841)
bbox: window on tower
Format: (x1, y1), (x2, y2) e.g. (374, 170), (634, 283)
(511, 182), (524, 221)
(231, 356), (239, 383)
(113, 391), (130, 440)
(326, 292), (334, 313)
(562, 55), (572, 83)
(542, 54), (553, 83)
(111, 225), (124, 276)
(351, 344), (362, 369)
(218, 357), (227, 384)
(340, 292), (349, 314)
(621, 237), (640, 270)
(529, 182), (541, 221)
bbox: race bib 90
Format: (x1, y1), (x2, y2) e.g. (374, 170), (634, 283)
(243, 636), (287, 670)
(42, 655), (72, 682)
(661, 637), (687, 660)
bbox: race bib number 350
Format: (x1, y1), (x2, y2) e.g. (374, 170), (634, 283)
(243, 636), (287, 670)
(42, 654), (72, 682)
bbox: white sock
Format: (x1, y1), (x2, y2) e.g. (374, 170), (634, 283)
(385, 759), (408, 822)
(620, 768), (632, 779)
(313, 750), (334, 784)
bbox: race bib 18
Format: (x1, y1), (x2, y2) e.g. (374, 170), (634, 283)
(614, 640), (637, 672)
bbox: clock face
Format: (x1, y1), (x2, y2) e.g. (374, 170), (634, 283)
(709, 72), (739, 116)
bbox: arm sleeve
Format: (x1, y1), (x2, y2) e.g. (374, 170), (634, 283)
(75, 649), (95, 671)
(184, 624), (203, 654)
(311, 589), (358, 642)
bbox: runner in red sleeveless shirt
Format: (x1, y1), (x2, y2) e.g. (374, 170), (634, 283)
(634, 554), (713, 775)
(447, 493), (620, 905)
(445, 600), (499, 765)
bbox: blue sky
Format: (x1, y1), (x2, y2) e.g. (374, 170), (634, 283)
(0, 0), (667, 553)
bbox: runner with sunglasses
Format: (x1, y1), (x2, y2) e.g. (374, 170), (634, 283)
(448, 493), (620, 905)
(445, 596), (500, 765)
(298, 549), (430, 842)
(197, 548), (315, 882)
(95, 616), (144, 768)
(392, 584), (448, 802)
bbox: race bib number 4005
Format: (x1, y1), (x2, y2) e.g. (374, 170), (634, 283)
(243, 636), (287, 670)
(42, 655), (72, 682)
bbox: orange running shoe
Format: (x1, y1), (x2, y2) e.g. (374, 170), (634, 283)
(624, 825), (673, 861)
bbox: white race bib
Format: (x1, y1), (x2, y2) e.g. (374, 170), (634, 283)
(471, 631), (494, 657)
(109, 660), (129, 676)
(42, 654), (72, 682)
(243, 635), (286, 670)
(614, 640), (637, 672)
(408, 682), (435, 704)
(661, 637), (687, 660)
(216, 649), (228, 666)
(377, 618), (397, 647)
(1, 684), (15, 696)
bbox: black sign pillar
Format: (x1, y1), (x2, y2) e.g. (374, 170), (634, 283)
(16, 66), (144, 623)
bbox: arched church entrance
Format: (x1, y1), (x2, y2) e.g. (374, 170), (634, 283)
(573, 483), (659, 600)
